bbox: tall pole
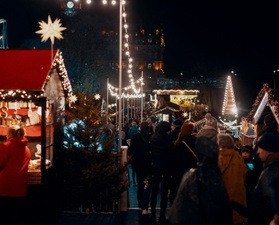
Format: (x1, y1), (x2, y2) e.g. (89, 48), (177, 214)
(123, 95), (125, 125)
(140, 71), (143, 123)
(107, 78), (109, 124)
(118, 0), (123, 153)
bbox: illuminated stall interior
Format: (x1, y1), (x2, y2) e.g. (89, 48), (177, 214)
(151, 89), (201, 122)
(0, 49), (72, 184)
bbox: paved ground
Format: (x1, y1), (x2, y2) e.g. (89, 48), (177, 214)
(57, 210), (168, 225)
(20, 166), (167, 225)
(56, 165), (167, 225)
(57, 186), (168, 225)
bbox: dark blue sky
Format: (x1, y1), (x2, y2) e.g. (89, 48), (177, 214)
(1, 0), (279, 110)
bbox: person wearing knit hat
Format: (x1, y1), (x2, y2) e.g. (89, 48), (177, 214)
(240, 146), (253, 163)
(196, 113), (219, 143)
(204, 113), (218, 129)
(248, 132), (279, 225)
(256, 132), (279, 162)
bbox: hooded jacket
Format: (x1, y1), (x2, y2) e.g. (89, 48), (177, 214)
(0, 136), (31, 197)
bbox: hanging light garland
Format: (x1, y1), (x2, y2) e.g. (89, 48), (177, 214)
(99, 0), (144, 99)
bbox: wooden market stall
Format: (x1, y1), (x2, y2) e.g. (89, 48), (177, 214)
(154, 101), (180, 123)
(241, 83), (279, 145)
(0, 49), (72, 184)
(151, 89), (205, 122)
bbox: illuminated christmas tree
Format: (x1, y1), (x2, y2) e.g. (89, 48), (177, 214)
(222, 75), (238, 118)
(220, 74), (241, 137)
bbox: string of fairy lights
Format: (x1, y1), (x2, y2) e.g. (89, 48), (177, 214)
(74, 0), (144, 99)
(70, 0), (145, 98)
(97, 0), (144, 99)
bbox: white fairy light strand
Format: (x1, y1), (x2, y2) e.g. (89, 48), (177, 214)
(104, 0), (144, 98)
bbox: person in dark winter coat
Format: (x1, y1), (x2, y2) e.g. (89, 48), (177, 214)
(270, 176), (279, 225)
(169, 122), (197, 206)
(149, 121), (173, 225)
(248, 132), (279, 225)
(128, 121), (153, 215)
(169, 136), (233, 225)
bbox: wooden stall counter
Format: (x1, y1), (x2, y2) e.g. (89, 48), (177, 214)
(28, 171), (42, 185)
(241, 133), (256, 146)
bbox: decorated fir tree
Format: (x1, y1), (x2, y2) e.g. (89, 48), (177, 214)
(62, 89), (128, 212)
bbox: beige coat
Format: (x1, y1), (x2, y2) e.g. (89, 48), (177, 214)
(218, 148), (248, 224)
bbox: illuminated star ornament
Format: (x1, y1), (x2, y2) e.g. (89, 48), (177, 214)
(35, 15), (66, 45)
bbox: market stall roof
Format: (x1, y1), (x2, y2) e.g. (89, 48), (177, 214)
(155, 101), (180, 113)
(243, 83), (279, 124)
(0, 49), (72, 100)
(0, 49), (57, 90)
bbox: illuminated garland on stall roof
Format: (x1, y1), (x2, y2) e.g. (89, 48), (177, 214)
(0, 50), (72, 102)
(0, 90), (43, 101)
(244, 83), (279, 124)
(51, 50), (73, 97)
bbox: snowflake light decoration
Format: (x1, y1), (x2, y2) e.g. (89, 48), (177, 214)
(68, 95), (77, 105)
(94, 94), (101, 100)
(35, 15), (66, 45)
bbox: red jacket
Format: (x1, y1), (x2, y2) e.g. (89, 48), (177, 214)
(0, 136), (31, 197)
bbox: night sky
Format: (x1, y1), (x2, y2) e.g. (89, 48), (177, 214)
(1, 0), (279, 112)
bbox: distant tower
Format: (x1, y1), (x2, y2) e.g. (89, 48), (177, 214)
(60, 1), (82, 16)
(222, 75), (238, 117)
(0, 19), (8, 49)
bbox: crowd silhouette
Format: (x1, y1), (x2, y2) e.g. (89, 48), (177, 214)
(124, 112), (279, 225)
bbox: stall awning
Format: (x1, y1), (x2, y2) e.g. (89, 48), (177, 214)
(0, 49), (57, 90)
